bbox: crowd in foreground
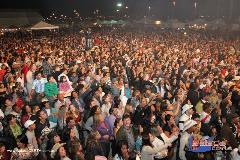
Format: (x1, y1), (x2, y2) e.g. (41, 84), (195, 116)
(0, 28), (239, 160)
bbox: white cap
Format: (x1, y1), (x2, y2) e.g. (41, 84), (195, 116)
(183, 120), (197, 132)
(41, 97), (49, 103)
(199, 84), (206, 89)
(182, 104), (193, 114)
(24, 120), (35, 128)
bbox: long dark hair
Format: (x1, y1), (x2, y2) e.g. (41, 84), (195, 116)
(115, 140), (128, 159)
(141, 133), (153, 151)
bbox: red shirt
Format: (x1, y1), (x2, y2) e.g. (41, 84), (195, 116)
(22, 64), (29, 82)
(0, 69), (6, 81)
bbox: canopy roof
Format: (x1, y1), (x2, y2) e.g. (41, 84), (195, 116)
(0, 10), (43, 28)
(31, 21), (59, 30)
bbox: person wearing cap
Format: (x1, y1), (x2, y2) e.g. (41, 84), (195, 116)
(179, 104), (194, 132)
(41, 98), (58, 129)
(51, 142), (66, 159)
(24, 119), (39, 156)
(179, 120), (198, 160)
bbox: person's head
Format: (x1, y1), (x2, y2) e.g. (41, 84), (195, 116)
(42, 99), (50, 108)
(56, 146), (67, 158)
(90, 105), (101, 117)
(60, 76), (67, 83)
(35, 71), (42, 80)
(162, 124), (172, 137)
(141, 98), (147, 107)
(123, 114), (132, 129)
(185, 106), (194, 116)
(47, 57), (52, 64)
(148, 113), (156, 124)
(203, 102), (212, 114)
(30, 64), (37, 71)
(114, 118), (123, 128)
(71, 139), (83, 155)
(38, 110), (47, 121)
(110, 107), (119, 117)
(33, 105), (40, 114)
(24, 105), (32, 114)
(53, 134), (61, 144)
(58, 93), (65, 101)
(0, 143), (6, 154)
(6, 114), (16, 125)
(25, 120), (36, 131)
(68, 128), (76, 139)
(125, 104), (133, 114)
(88, 130), (101, 142)
(231, 113), (239, 125)
(47, 75), (54, 83)
(5, 98), (13, 106)
(93, 113), (104, 127)
(72, 90), (78, 98)
(166, 114), (175, 125)
(102, 94), (111, 104)
(184, 120), (198, 134)
(142, 133), (153, 148)
(66, 116), (76, 128)
(16, 134), (28, 148)
(12, 105), (21, 113)
(117, 140), (129, 157)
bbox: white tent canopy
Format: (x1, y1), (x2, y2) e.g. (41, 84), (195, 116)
(30, 21), (59, 30)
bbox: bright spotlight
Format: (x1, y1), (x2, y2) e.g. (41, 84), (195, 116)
(117, 3), (122, 7)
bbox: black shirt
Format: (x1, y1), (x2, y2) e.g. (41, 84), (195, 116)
(35, 120), (50, 139)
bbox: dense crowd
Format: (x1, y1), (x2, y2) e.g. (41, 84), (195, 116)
(0, 28), (239, 160)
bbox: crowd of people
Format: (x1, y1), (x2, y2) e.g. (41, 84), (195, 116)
(0, 28), (239, 160)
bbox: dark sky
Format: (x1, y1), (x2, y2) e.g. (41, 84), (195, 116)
(1, 0), (240, 20)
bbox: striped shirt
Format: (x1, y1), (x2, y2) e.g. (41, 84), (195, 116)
(32, 78), (47, 93)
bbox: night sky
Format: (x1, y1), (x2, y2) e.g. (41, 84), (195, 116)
(1, 0), (240, 20)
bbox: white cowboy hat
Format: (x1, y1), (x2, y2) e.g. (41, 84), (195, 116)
(182, 104), (193, 114)
(50, 143), (66, 158)
(183, 120), (197, 132)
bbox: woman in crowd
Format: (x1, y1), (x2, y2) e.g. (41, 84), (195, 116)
(54, 145), (71, 160)
(94, 113), (113, 158)
(85, 130), (105, 160)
